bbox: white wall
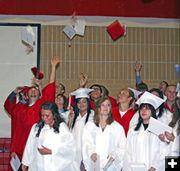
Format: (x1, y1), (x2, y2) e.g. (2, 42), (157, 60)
(0, 24), (39, 137)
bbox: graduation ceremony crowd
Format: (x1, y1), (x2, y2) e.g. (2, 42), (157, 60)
(4, 56), (180, 171)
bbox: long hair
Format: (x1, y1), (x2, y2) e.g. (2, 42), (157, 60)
(169, 97), (180, 135)
(149, 88), (165, 118)
(36, 101), (64, 137)
(134, 103), (157, 131)
(71, 97), (91, 129)
(56, 93), (68, 111)
(94, 97), (114, 127)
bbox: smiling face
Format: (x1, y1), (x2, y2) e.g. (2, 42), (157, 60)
(28, 87), (40, 103)
(77, 97), (88, 114)
(90, 86), (102, 100)
(165, 85), (177, 103)
(41, 109), (54, 127)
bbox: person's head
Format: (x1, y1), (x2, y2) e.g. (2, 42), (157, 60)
(36, 102), (64, 137)
(55, 83), (65, 95)
(159, 81), (168, 94)
(165, 85), (177, 103)
(70, 88), (93, 128)
(55, 94), (68, 110)
(89, 84), (102, 101)
(136, 82), (148, 92)
(18, 86), (30, 102)
(139, 103), (157, 123)
(27, 86), (41, 104)
(135, 91), (164, 130)
(76, 97), (90, 113)
(94, 97), (114, 126)
(117, 88), (135, 107)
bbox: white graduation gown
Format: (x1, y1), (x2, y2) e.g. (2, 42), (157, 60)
(22, 122), (78, 171)
(71, 110), (94, 168)
(82, 121), (126, 171)
(123, 125), (164, 171)
(161, 122), (180, 157)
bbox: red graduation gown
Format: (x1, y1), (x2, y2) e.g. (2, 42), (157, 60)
(11, 82), (55, 160)
(112, 107), (136, 136)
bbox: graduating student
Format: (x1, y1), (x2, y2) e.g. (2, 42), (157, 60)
(4, 86), (29, 167)
(22, 102), (78, 171)
(82, 97), (126, 171)
(112, 88), (136, 136)
(55, 93), (69, 123)
(6, 56), (59, 165)
(69, 88), (95, 170)
(123, 91), (165, 171)
(164, 85), (177, 113)
(159, 96), (180, 157)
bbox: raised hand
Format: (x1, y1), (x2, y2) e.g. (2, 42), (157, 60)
(79, 73), (88, 88)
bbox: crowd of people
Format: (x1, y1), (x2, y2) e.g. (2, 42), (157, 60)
(4, 58), (180, 171)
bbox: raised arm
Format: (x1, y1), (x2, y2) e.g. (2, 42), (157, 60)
(49, 56), (60, 83)
(134, 61), (142, 85)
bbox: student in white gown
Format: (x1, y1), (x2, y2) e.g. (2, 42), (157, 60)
(130, 88), (173, 128)
(82, 97), (126, 171)
(159, 96), (180, 157)
(123, 91), (165, 171)
(21, 102), (78, 171)
(69, 88), (95, 170)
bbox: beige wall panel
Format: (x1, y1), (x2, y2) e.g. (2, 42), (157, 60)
(40, 25), (179, 97)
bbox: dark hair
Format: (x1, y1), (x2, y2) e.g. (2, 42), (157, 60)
(136, 82), (148, 92)
(94, 97), (114, 127)
(36, 102), (64, 137)
(100, 85), (109, 96)
(59, 83), (66, 93)
(128, 89), (135, 106)
(149, 88), (164, 118)
(90, 84), (102, 93)
(169, 97), (180, 135)
(71, 97), (92, 128)
(160, 81), (169, 87)
(56, 93), (68, 110)
(134, 103), (157, 131)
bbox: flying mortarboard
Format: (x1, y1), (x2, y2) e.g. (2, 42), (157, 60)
(70, 88), (94, 99)
(135, 91), (165, 109)
(63, 25), (76, 40)
(74, 19), (86, 36)
(107, 20), (126, 41)
(31, 67), (44, 80)
(21, 26), (35, 48)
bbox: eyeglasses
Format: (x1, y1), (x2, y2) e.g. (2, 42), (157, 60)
(92, 87), (101, 91)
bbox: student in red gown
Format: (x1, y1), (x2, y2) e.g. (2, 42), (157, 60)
(4, 56), (59, 170)
(112, 88), (136, 136)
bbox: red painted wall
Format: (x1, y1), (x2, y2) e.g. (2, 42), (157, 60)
(0, 0), (179, 18)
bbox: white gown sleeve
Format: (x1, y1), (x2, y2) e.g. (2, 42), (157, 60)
(22, 124), (38, 167)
